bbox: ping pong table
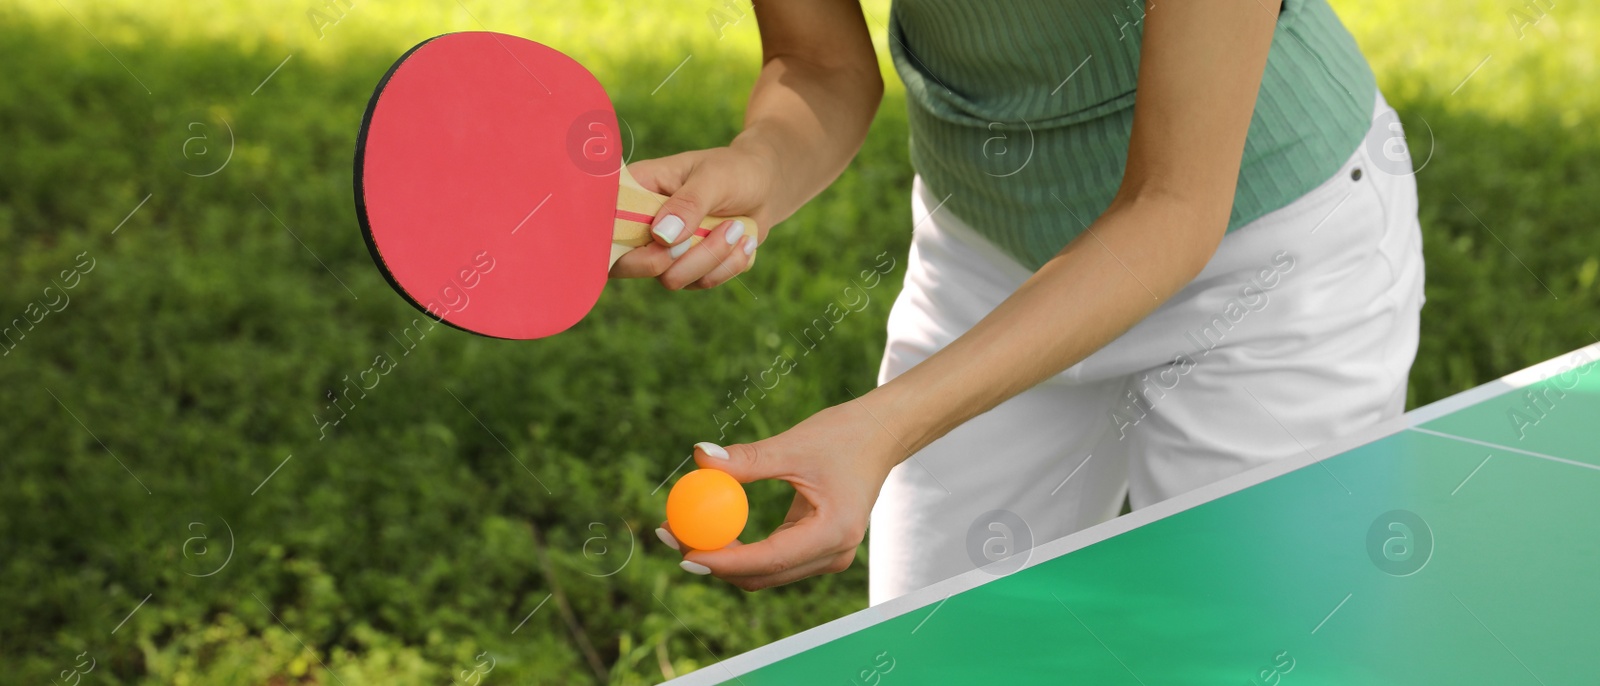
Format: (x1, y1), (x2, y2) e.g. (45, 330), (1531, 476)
(664, 343), (1599, 685)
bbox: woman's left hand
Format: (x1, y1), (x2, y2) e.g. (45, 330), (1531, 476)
(656, 397), (907, 590)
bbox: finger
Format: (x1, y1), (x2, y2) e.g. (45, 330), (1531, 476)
(688, 233), (757, 290)
(658, 520), (748, 555)
(713, 495), (807, 553)
(740, 497), (808, 555)
(736, 493), (809, 548)
(681, 512), (847, 578)
(654, 521), (683, 553)
(648, 165), (726, 249)
(628, 153), (710, 249)
(666, 520), (745, 576)
(692, 440), (788, 483)
(785, 489), (813, 516)
(657, 220), (747, 290)
(713, 496), (850, 589)
(609, 242), (676, 279)
(625, 153), (699, 196)
(720, 550), (857, 591)
(731, 493), (810, 550)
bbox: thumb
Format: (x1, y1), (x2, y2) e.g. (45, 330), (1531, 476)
(647, 162), (730, 248)
(693, 441), (785, 483)
(625, 152), (698, 196)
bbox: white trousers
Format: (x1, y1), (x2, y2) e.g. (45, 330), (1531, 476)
(869, 90), (1426, 604)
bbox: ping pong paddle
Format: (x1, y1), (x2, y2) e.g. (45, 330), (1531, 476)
(355, 31), (757, 340)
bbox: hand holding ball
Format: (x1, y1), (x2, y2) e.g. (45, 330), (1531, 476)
(666, 469), (748, 550)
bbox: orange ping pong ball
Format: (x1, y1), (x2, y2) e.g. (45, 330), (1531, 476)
(666, 469), (748, 550)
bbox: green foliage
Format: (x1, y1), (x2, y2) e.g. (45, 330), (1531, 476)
(1333, 0), (1600, 403)
(2, 0), (1594, 683)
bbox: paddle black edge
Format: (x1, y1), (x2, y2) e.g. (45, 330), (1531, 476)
(353, 33), (509, 340)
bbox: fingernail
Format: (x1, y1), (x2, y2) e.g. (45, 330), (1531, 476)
(680, 560), (711, 575)
(669, 240), (692, 259)
(655, 527), (681, 552)
(652, 214), (685, 243)
(696, 442), (730, 460)
(742, 236), (757, 256)
(724, 220), (746, 246)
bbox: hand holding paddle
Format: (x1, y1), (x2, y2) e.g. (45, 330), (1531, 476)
(356, 31), (759, 340)
(612, 145), (776, 290)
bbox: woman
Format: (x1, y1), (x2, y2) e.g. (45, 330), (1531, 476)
(614, 0), (1424, 603)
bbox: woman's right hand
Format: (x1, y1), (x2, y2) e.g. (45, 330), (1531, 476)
(654, 393), (913, 591)
(610, 1), (882, 290)
(609, 141), (781, 291)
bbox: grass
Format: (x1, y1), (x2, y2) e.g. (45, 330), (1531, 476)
(1, 0), (1594, 683)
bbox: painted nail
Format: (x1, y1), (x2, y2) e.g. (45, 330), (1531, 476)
(669, 240), (693, 259)
(655, 527), (681, 552)
(742, 235), (757, 256)
(680, 560), (711, 575)
(696, 442), (730, 460)
(652, 214), (685, 243)
(724, 220), (746, 246)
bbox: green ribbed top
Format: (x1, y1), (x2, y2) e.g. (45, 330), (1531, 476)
(888, 0), (1376, 270)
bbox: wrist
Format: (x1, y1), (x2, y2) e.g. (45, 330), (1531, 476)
(730, 125), (783, 181)
(729, 124), (799, 221)
(857, 377), (943, 471)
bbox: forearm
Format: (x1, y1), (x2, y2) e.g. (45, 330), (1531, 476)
(868, 193), (1227, 460)
(732, 57), (881, 224)
(733, 0), (883, 225)
(860, 0), (1279, 464)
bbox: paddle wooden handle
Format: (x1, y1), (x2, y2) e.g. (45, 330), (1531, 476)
(609, 166), (758, 269)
